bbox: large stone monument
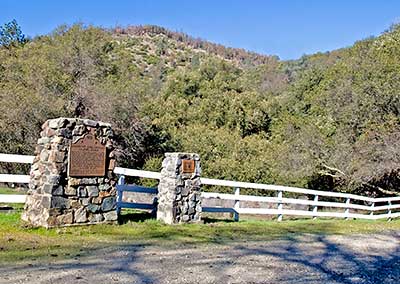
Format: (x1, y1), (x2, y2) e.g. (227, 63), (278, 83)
(157, 153), (202, 224)
(22, 118), (118, 228)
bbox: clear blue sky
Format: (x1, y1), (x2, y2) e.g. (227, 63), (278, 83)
(2, 0), (400, 60)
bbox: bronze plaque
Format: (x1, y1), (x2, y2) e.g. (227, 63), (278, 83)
(182, 159), (195, 174)
(68, 133), (106, 177)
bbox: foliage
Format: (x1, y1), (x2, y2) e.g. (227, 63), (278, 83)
(1, 21), (400, 197)
(0, 20), (27, 48)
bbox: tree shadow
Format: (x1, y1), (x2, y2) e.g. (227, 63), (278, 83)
(225, 232), (400, 283)
(0, 244), (155, 284)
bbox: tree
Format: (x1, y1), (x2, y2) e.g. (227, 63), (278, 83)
(0, 20), (27, 48)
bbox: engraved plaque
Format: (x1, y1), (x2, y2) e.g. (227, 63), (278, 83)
(182, 159), (195, 174)
(68, 133), (106, 177)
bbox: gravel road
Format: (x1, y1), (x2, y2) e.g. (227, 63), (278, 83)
(1, 232), (399, 284)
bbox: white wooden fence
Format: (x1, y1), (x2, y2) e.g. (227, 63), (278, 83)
(0, 153), (34, 204)
(1, 153), (400, 221)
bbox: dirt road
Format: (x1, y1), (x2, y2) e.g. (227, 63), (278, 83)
(1, 232), (399, 284)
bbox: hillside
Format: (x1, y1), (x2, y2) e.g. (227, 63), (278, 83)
(0, 22), (399, 197)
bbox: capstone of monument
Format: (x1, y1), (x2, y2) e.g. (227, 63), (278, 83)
(157, 153), (202, 224)
(22, 118), (118, 227)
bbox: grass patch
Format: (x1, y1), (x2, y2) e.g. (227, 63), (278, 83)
(0, 187), (20, 194)
(1, 211), (400, 264)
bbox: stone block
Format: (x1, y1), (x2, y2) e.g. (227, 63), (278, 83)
(75, 207), (88, 223)
(70, 200), (81, 209)
(103, 210), (118, 221)
(39, 149), (49, 162)
(51, 197), (70, 209)
(52, 186), (63, 196)
(83, 119), (98, 127)
(80, 198), (90, 206)
(87, 186), (99, 197)
(56, 211), (73, 225)
(91, 197), (102, 204)
(88, 213), (104, 223)
(65, 186), (77, 196)
(87, 203), (100, 213)
(78, 186), (88, 197)
(101, 197), (116, 212)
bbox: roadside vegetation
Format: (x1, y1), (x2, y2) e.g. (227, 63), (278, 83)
(0, 20), (400, 197)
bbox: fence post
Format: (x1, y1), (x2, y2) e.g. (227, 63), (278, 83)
(233, 187), (240, 222)
(345, 198), (350, 220)
(116, 175), (125, 215)
(388, 200), (392, 221)
(313, 195), (318, 220)
(370, 202), (375, 218)
(277, 190), (283, 222)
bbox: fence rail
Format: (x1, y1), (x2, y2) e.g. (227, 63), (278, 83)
(115, 175), (157, 214)
(1, 155), (400, 221)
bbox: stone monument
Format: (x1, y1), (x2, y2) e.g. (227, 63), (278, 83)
(22, 118), (118, 227)
(157, 153), (202, 224)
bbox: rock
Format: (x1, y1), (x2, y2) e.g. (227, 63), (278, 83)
(56, 211), (73, 224)
(87, 186), (99, 197)
(78, 186), (88, 197)
(181, 187), (190, 197)
(51, 136), (64, 144)
(80, 198), (90, 206)
(81, 178), (98, 185)
(52, 186), (63, 196)
(38, 137), (51, 145)
(48, 118), (66, 129)
(91, 197), (102, 204)
(101, 197), (116, 212)
(88, 213), (104, 223)
(99, 122), (112, 128)
(99, 184), (110, 191)
(74, 207), (88, 223)
(42, 183), (54, 194)
(188, 207), (195, 215)
(87, 204), (100, 213)
(99, 191), (110, 198)
(51, 197), (70, 209)
(56, 128), (72, 138)
(83, 119), (98, 127)
(48, 151), (65, 163)
(103, 210), (118, 221)
(39, 149), (49, 162)
(65, 186), (77, 196)
(72, 125), (86, 136)
(47, 175), (60, 184)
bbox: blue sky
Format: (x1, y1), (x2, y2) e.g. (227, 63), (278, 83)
(2, 0), (400, 60)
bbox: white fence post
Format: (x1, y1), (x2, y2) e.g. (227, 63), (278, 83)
(277, 190), (283, 221)
(345, 198), (350, 220)
(388, 200), (392, 221)
(370, 202), (375, 217)
(116, 175), (125, 215)
(233, 187), (240, 222)
(313, 195), (318, 220)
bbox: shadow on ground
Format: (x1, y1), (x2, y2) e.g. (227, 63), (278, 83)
(1, 232), (399, 284)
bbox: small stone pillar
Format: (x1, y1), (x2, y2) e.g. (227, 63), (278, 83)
(22, 118), (118, 228)
(157, 153), (202, 224)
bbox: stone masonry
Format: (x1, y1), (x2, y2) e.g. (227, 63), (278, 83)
(157, 153), (202, 224)
(22, 118), (118, 228)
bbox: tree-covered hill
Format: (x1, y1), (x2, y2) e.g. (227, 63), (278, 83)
(0, 21), (399, 197)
